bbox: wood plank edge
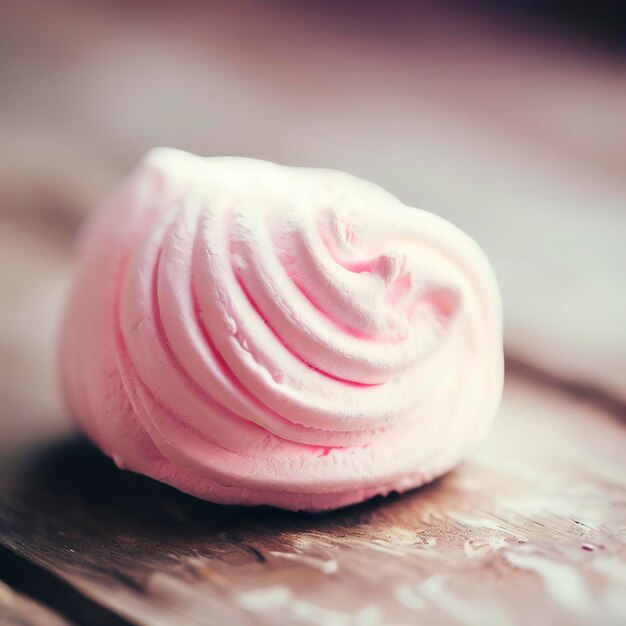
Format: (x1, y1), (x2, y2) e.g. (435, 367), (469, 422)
(0, 543), (133, 626)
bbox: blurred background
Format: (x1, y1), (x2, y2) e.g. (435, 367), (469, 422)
(1, 0), (625, 451)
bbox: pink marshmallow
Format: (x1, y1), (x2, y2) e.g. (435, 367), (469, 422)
(59, 149), (503, 511)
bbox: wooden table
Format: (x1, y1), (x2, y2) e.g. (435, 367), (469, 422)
(1, 3), (625, 625)
(1, 372), (625, 626)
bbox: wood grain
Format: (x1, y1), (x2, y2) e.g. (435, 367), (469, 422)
(0, 377), (624, 626)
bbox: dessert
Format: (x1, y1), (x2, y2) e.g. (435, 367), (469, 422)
(59, 149), (503, 511)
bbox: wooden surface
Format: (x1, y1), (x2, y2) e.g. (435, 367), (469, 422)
(1, 3), (625, 625)
(1, 348), (625, 625)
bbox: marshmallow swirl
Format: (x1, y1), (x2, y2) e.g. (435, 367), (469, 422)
(60, 149), (503, 511)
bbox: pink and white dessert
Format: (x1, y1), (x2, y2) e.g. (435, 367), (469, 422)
(59, 149), (503, 511)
